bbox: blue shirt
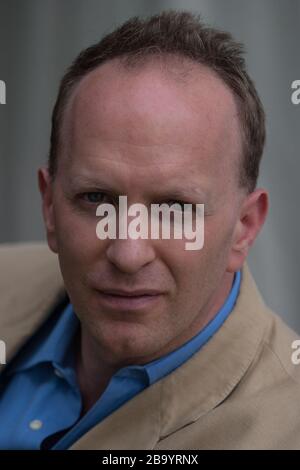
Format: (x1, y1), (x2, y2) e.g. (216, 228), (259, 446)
(0, 271), (241, 449)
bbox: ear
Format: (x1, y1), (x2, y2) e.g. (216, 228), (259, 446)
(38, 167), (58, 253)
(227, 188), (269, 273)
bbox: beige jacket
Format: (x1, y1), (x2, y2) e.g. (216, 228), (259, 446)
(0, 242), (300, 450)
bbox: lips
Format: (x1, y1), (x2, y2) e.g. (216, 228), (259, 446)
(99, 288), (163, 297)
(95, 288), (164, 310)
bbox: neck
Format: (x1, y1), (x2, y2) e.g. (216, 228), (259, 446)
(75, 331), (118, 416)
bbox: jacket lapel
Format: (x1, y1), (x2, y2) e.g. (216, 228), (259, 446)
(72, 378), (163, 449)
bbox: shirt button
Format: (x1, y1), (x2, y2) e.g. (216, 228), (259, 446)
(54, 368), (64, 378)
(29, 419), (43, 431)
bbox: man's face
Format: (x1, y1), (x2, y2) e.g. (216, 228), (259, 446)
(42, 59), (246, 366)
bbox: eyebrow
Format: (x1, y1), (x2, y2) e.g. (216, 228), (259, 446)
(155, 187), (208, 202)
(67, 175), (116, 191)
(68, 175), (209, 201)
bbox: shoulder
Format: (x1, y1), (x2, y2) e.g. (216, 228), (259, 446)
(232, 305), (300, 408)
(260, 307), (300, 385)
(228, 308), (300, 448)
(0, 243), (65, 362)
(0, 242), (61, 289)
(0, 242), (64, 320)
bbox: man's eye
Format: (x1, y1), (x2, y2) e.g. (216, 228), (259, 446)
(82, 192), (107, 204)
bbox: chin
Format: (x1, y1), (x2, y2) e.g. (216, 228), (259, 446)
(97, 329), (168, 363)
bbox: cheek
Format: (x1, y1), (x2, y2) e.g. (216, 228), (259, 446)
(160, 240), (207, 296)
(167, 217), (233, 294)
(201, 214), (236, 278)
(53, 200), (105, 272)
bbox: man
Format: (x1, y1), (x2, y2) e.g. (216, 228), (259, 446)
(0, 10), (299, 450)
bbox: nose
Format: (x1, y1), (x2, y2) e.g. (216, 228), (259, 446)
(105, 238), (156, 274)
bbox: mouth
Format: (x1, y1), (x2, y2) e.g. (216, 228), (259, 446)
(96, 289), (164, 311)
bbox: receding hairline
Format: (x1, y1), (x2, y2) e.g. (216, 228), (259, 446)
(59, 52), (244, 175)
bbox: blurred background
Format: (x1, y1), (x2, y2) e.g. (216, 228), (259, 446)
(0, 0), (299, 330)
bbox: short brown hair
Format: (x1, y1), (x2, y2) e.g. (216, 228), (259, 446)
(48, 10), (265, 193)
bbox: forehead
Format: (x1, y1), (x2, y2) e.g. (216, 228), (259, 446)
(60, 58), (242, 196)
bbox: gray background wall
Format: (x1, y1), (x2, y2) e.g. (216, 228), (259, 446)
(0, 0), (299, 330)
